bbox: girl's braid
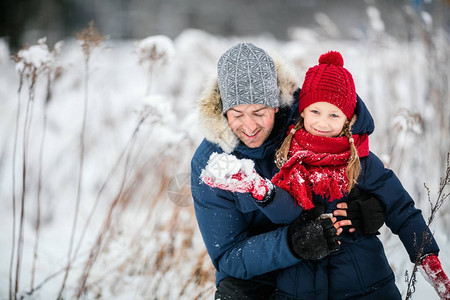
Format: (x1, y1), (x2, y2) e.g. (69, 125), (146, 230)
(275, 119), (304, 169)
(343, 115), (361, 192)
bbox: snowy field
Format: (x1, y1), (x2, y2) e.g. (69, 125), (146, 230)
(0, 17), (449, 300)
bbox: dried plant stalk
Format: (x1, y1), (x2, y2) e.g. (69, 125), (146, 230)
(30, 69), (53, 292)
(75, 20), (104, 58)
(405, 153), (450, 299)
(57, 21), (104, 299)
(74, 113), (148, 298)
(9, 69), (24, 300)
(13, 64), (38, 300)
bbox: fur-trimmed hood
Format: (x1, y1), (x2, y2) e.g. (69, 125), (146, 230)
(198, 61), (300, 153)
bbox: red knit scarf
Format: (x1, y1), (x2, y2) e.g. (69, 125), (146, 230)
(272, 128), (370, 210)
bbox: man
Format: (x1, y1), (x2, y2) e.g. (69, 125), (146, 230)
(190, 43), (384, 299)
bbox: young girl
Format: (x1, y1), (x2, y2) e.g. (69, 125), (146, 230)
(270, 51), (449, 299)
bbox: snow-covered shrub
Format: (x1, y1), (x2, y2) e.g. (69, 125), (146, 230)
(135, 35), (175, 95)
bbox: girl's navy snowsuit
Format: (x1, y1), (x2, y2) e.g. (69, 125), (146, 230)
(266, 99), (440, 299)
(271, 148), (441, 299)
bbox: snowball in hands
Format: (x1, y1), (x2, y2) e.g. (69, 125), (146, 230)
(201, 152), (269, 200)
(202, 152), (251, 179)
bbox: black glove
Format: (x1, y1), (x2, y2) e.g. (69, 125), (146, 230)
(346, 187), (385, 234)
(254, 182), (276, 207)
(287, 205), (339, 260)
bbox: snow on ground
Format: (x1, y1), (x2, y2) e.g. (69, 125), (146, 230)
(0, 25), (449, 300)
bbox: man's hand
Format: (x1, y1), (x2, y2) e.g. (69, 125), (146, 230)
(201, 152), (273, 201)
(287, 205), (340, 260)
(333, 187), (385, 234)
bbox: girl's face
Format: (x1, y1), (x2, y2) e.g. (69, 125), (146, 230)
(301, 102), (348, 137)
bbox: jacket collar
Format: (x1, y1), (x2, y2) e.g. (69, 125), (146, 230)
(351, 95), (375, 136)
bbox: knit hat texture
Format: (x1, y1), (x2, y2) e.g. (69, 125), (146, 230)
(298, 51), (356, 120)
(217, 43), (279, 113)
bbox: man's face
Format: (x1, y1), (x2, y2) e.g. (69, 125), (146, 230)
(226, 104), (278, 148)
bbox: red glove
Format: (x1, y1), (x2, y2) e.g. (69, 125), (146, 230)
(420, 254), (450, 299)
(201, 152), (272, 201)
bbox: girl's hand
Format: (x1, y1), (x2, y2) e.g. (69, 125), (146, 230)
(420, 254), (450, 299)
(333, 202), (356, 233)
(333, 187), (386, 234)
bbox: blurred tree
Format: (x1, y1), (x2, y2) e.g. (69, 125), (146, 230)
(0, 0), (448, 51)
(0, 0), (39, 51)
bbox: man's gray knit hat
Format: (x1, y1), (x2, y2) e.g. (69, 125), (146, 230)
(218, 43), (280, 113)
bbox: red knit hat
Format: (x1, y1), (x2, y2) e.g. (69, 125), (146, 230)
(298, 51), (356, 120)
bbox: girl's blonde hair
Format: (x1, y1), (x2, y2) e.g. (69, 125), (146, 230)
(275, 115), (360, 192)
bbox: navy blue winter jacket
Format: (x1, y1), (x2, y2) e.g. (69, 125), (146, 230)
(264, 101), (440, 299)
(191, 62), (439, 298)
(190, 64), (382, 288)
(272, 148), (440, 299)
(191, 86), (302, 286)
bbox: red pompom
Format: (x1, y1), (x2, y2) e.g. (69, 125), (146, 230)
(318, 51), (344, 67)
